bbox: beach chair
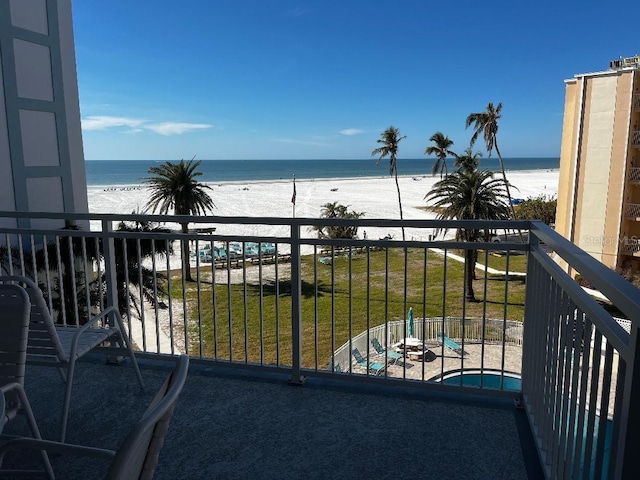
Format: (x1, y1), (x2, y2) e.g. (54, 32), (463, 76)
(0, 284), (54, 478)
(437, 333), (466, 356)
(352, 348), (385, 376)
(0, 275), (144, 443)
(370, 338), (403, 365)
(0, 355), (189, 480)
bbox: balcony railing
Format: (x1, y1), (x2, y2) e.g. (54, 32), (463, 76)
(633, 130), (640, 148)
(629, 168), (640, 183)
(625, 203), (640, 218)
(634, 93), (640, 110)
(0, 211), (638, 478)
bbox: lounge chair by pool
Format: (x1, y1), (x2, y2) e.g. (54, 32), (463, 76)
(437, 333), (466, 356)
(352, 348), (385, 375)
(371, 338), (403, 365)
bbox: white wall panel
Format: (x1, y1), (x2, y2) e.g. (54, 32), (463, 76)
(20, 109), (60, 166)
(9, 0), (48, 35)
(26, 176), (65, 229)
(13, 39), (53, 101)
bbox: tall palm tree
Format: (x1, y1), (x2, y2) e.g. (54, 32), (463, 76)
(372, 126), (407, 241)
(465, 102), (518, 220)
(144, 158), (215, 282)
(425, 132), (456, 177)
(424, 164), (511, 302)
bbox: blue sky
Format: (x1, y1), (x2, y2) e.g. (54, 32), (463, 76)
(73, 0), (640, 161)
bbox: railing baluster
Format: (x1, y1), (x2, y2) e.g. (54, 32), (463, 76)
(275, 242), (280, 367)
(289, 221), (303, 384)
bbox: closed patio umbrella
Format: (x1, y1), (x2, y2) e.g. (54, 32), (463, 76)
(408, 307), (414, 337)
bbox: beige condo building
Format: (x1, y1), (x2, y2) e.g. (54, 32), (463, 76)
(556, 55), (640, 276)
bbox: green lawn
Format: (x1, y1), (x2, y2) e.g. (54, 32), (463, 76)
(172, 247), (527, 369)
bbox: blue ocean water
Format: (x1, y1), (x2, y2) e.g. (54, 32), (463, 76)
(85, 158), (559, 186)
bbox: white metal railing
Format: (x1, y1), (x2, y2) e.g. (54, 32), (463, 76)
(0, 212), (638, 477)
(625, 203), (640, 218)
(527, 223), (640, 479)
(629, 167), (640, 183)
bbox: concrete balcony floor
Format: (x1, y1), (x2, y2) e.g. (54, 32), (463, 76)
(2, 356), (543, 479)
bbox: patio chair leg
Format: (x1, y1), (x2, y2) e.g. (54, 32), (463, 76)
(16, 387), (54, 479)
(59, 360), (76, 443)
(119, 332), (144, 390)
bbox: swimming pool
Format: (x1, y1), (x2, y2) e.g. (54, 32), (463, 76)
(438, 370), (522, 391)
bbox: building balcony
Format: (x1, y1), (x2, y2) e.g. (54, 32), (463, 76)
(625, 203), (640, 219)
(633, 130), (640, 149)
(634, 93), (640, 111)
(629, 167), (640, 184)
(0, 212), (638, 479)
(620, 237), (640, 256)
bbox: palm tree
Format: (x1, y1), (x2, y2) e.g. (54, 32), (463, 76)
(312, 202), (364, 239)
(372, 126), (407, 241)
(454, 147), (482, 174)
(106, 220), (172, 319)
(465, 102), (519, 220)
(424, 163), (511, 302)
(144, 158), (215, 282)
(425, 132), (457, 177)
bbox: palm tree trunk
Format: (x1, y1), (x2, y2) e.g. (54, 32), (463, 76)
(393, 170), (406, 242)
(465, 248), (476, 302)
(181, 223), (194, 282)
(494, 142), (525, 243)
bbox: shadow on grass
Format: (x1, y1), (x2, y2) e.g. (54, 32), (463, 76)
(486, 274), (527, 284)
(249, 279), (335, 298)
(480, 298), (525, 307)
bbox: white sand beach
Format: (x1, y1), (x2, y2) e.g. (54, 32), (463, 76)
(88, 169), (560, 243)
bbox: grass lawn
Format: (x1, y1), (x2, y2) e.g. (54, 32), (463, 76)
(173, 247), (527, 369)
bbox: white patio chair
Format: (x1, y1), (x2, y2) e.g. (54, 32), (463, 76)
(0, 355), (189, 480)
(0, 283), (53, 477)
(0, 275), (144, 442)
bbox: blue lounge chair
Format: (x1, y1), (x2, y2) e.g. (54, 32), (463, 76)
(371, 338), (403, 364)
(437, 333), (466, 356)
(352, 348), (385, 375)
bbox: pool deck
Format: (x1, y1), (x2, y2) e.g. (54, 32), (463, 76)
(352, 343), (523, 382)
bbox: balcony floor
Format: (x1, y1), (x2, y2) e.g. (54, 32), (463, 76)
(2, 356), (543, 479)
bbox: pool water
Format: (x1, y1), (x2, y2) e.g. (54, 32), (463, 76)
(440, 371), (522, 391)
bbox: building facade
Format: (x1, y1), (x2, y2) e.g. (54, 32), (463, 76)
(556, 58), (640, 276)
(0, 0), (87, 229)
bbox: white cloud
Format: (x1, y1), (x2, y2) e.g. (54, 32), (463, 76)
(144, 122), (213, 136)
(340, 128), (364, 136)
(81, 115), (145, 131)
(81, 116), (212, 136)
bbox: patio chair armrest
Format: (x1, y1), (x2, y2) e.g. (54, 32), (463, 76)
(68, 306), (125, 358)
(0, 437), (115, 461)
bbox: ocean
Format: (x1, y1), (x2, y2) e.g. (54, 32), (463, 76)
(85, 158), (559, 186)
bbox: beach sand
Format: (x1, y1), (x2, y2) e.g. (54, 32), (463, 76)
(88, 169), (560, 242)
